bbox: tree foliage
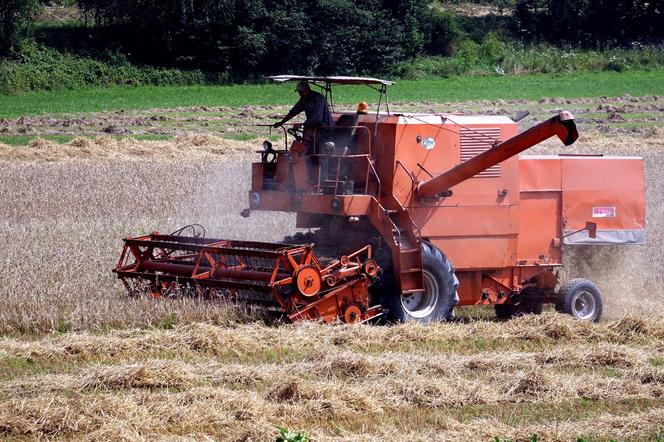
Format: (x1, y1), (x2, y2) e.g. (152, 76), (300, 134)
(514, 0), (664, 46)
(424, 10), (460, 56)
(0, 0), (38, 56)
(75, 0), (434, 77)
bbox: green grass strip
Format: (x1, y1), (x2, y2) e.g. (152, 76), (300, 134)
(0, 134), (76, 145)
(1, 70), (663, 118)
(0, 134), (175, 145)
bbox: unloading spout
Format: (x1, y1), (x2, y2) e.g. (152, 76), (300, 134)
(416, 111), (578, 198)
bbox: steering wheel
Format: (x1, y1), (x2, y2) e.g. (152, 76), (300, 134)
(287, 126), (304, 142)
(261, 142), (277, 165)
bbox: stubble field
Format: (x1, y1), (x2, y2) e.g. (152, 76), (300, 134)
(0, 94), (663, 440)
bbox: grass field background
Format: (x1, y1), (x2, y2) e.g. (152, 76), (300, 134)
(2, 70), (663, 118)
(1, 70), (662, 147)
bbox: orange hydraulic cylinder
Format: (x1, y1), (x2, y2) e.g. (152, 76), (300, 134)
(416, 111), (578, 198)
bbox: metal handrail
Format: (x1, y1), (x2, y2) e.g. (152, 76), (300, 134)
(382, 203), (402, 247)
(312, 125), (372, 156)
(311, 154), (381, 199)
(261, 123), (381, 200)
(394, 160), (422, 238)
(368, 196), (401, 247)
(256, 123), (290, 150)
(388, 197), (422, 241)
(312, 125), (374, 195)
(366, 157), (381, 205)
(395, 160), (415, 212)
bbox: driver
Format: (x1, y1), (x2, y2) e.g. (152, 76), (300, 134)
(273, 81), (334, 157)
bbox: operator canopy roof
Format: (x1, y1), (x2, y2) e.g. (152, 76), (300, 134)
(268, 75), (394, 86)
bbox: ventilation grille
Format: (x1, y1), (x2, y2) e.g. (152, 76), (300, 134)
(460, 127), (502, 177)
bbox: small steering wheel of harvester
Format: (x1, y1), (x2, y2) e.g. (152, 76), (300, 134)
(261, 140), (278, 179)
(261, 141), (277, 165)
(287, 126), (304, 142)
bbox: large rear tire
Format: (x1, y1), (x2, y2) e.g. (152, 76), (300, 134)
(556, 278), (603, 322)
(385, 241), (458, 323)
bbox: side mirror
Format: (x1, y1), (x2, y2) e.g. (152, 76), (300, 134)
(511, 110), (530, 122)
(323, 141), (336, 155)
(560, 221), (598, 242)
(585, 221), (597, 239)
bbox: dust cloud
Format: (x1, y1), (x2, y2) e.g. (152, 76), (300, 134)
(0, 134), (253, 161)
(172, 159), (296, 243)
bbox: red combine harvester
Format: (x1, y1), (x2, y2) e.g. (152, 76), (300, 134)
(115, 76), (646, 323)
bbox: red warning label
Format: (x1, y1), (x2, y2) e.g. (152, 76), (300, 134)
(592, 206), (616, 218)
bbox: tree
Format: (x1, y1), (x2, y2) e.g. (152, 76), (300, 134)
(76, 0), (433, 76)
(514, 0), (664, 46)
(0, 0), (38, 57)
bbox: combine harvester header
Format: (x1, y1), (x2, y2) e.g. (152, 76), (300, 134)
(114, 232), (381, 323)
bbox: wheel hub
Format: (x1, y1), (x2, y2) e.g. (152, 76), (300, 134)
(571, 290), (596, 320)
(400, 269), (439, 319)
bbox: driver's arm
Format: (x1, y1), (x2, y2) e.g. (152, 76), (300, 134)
(275, 99), (305, 127)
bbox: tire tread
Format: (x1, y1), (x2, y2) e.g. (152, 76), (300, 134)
(556, 278), (603, 322)
(386, 240), (458, 323)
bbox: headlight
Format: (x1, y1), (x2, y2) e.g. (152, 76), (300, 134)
(331, 197), (342, 213)
(250, 192), (261, 209)
(421, 137), (436, 150)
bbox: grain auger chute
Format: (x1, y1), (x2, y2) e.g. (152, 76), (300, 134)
(113, 231), (382, 323)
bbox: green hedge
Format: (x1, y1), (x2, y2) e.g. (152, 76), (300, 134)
(392, 36), (664, 79)
(0, 43), (209, 94)
(3, 39), (664, 94)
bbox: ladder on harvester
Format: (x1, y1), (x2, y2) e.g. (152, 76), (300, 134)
(371, 195), (424, 295)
